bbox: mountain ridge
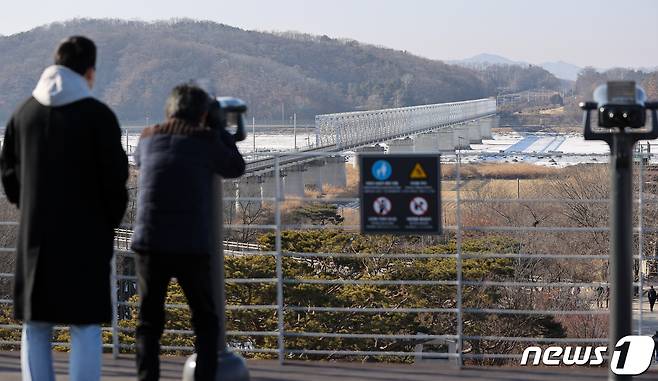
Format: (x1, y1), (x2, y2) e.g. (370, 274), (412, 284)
(0, 19), (561, 123)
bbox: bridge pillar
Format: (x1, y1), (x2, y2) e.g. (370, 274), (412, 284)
(387, 137), (415, 153)
(437, 127), (456, 151)
(260, 174), (278, 199)
(437, 129), (455, 152)
(480, 117), (494, 139)
(468, 121), (482, 144)
(222, 180), (239, 224)
(235, 176), (263, 221)
(453, 125), (470, 149)
(323, 156), (347, 189)
(414, 132), (438, 152)
(283, 167), (306, 198)
(303, 160), (325, 193)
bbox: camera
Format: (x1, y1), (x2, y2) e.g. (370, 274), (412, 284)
(207, 97), (248, 142)
(580, 81), (656, 128)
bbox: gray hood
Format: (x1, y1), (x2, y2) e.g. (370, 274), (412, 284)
(32, 65), (92, 107)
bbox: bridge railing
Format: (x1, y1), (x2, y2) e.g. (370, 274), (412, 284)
(1, 148), (656, 367)
(315, 98), (496, 149)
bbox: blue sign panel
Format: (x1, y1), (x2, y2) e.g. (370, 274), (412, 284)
(371, 160), (392, 181)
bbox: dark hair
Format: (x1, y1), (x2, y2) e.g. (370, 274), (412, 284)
(165, 84), (211, 125)
(54, 36), (96, 75)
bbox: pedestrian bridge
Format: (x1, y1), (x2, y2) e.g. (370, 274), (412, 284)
(245, 98), (496, 174)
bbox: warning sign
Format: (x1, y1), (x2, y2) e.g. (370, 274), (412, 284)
(410, 163), (428, 179)
(359, 154), (441, 235)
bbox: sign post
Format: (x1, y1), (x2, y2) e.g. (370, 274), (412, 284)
(360, 154), (441, 235)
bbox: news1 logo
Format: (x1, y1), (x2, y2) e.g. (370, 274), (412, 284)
(520, 335), (655, 375)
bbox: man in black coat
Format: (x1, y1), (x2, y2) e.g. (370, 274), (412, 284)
(131, 84), (245, 381)
(649, 286), (657, 312)
(0, 36), (128, 380)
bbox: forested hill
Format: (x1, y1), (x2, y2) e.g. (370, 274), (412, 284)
(0, 19), (558, 123)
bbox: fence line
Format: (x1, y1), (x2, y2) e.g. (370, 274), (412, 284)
(0, 149), (656, 366)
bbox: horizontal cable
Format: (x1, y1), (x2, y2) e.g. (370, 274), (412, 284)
(225, 250), (277, 257)
(462, 198), (609, 204)
(282, 252), (457, 259)
(284, 332), (458, 340)
(224, 224), (277, 230)
(116, 327), (279, 337)
(227, 278), (278, 284)
(0, 340), (115, 349)
(117, 301), (277, 311)
(286, 306), (458, 314)
(461, 280), (619, 288)
(118, 343), (278, 354)
(283, 278), (457, 286)
(223, 196), (277, 202)
(461, 253), (624, 260)
(463, 308), (608, 315)
(285, 349), (458, 358)
(463, 336), (607, 343)
(460, 226), (609, 233)
(278, 197), (360, 203)
(281, 252), (629, 260)
(0, 324), (113, 332)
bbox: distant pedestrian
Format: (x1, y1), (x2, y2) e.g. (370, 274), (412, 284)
(605, 287), (610, 308)
(649, 286), (657, 312)
(131, 84), (245, 380)
(596, 286), (604, 308)
(0, 36), (128, 380)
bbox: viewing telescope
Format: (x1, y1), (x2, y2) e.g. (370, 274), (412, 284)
(207, 96), (248, 142)
(580, 81), (658, 133)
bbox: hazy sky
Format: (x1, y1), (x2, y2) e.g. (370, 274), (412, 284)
(1, 0), (657, 68)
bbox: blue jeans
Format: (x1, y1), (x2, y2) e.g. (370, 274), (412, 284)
(21, 322), (102, 381)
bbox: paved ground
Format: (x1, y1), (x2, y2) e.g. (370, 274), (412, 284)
(634, 294), (658, 335)
(1, 352), (657, 381)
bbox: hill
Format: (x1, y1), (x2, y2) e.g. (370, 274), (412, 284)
(540, 61), (582, 81)
(0, 19), (561, 124)
(451, 53), (528, 68)
(452, 53), (582, 81)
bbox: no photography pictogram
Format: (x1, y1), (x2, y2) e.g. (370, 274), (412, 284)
(409, 197), (429, 216)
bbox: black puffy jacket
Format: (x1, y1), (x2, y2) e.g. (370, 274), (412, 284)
(131, 119), (245, 256)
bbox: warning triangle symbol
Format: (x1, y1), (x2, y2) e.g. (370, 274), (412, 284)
(410, 163), (428, 179)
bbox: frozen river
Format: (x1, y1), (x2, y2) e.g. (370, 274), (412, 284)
(2, 128), (654, 167)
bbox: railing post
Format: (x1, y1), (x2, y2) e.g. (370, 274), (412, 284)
(455, 151), (464, 368)
(111, 254), (119, 359)
(274, 155), (285, 364)
(638, 149), (644, 335)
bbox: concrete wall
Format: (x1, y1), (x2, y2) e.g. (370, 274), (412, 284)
(468, 121), (482, 144)
(388, 137), (415, 153)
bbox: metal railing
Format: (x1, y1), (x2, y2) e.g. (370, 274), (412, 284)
(1, 147), (657, 367)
